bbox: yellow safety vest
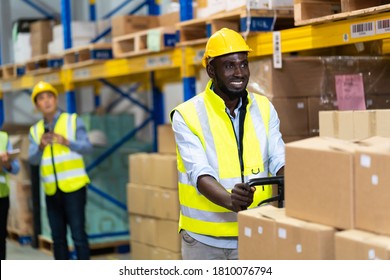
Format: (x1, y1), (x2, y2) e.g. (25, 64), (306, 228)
(30, 113), (90, 196)
(0, 131), (10, 198)
(171, 80), (272, 237)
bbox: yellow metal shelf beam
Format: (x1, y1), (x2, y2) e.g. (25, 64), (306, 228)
(0, 48), (182, 92)
(248, 11), (390, 57)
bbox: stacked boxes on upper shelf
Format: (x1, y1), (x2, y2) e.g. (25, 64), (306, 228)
(248, 56), (390, 143)
(29, 20), (55, 57)
(127, 124), (180, 259)
(48, 21), (97, 55)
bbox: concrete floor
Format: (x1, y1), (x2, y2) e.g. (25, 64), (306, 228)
(5, 239), (132, 260)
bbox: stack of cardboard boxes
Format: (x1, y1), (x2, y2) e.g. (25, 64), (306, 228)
(48, 21), (97, 55)
(29, 20), (55, 57)
(127, 124), (181, 259)
(238, 110), (390, 259)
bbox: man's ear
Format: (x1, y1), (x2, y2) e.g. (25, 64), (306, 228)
(206, 63), (215, 79)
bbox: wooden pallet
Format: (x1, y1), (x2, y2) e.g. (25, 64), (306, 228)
(25, 54), (63, 75)
(0, 63), (24, 80)
(38, 235), (130, 257)
(112, 26), (176, 58)
(294, 1), (390, 26)
(176, 6), (294, 47)
(62, 43), (113, 69)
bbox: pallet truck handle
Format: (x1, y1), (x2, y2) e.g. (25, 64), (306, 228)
(248, 175), (284, 208)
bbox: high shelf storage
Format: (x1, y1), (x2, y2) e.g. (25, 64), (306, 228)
(1, 0), (390, 256)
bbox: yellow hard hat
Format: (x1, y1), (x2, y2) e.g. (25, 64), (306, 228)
(31, 81), (58, 104)
(202, 28), (252, 67)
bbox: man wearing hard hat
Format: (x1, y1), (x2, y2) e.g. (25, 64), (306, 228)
(170, 28), (285, 260)
(28, 81), (92, 260)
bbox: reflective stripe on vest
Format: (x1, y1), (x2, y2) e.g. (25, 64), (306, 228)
(30, 113), (89, 195)
(0, 131), (9, 198)
(172, 80), (272, 237)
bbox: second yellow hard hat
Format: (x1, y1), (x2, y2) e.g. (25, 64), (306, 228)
(31, 81), (58, 104)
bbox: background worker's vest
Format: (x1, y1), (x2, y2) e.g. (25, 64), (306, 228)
(171, 81), (272, 237)
(30, 113), (90, 196)
(0, 131), (10, 198)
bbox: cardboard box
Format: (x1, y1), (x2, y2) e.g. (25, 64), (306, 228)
(31, 41), (49, 56)
(131, 240), (182, 260)
(353, 110), (390, 139)
(319, 111), (355, 140)
(249, 57), (325, 98)
(275, 217), (335, 260)
(335, 229), (390, 260)
(319, 110), (390, 140)
(130, 241), (151, 260)
(158, 11), (180, 27)
(354, 137), (390, 236)
(129, 215), (157, 245)
(238, 205), (335, 260)
(127, 183), (154, 216)
(142, 153), (178, 189)
(249, 56), (390, 99)
(127, 183), (179, 221)
(157, 124), (176, 154)
(238, 206), (284, 260)
(128, 152), (148, 184)
(111, 15), (159, 37)
(129, 215), (180, 252)
(285, 137), (357, 229)
(271, 97), (309, 137)
(30, 20), (54, 56)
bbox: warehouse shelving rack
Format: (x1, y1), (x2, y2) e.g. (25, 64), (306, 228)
(2, 1), (390, 120)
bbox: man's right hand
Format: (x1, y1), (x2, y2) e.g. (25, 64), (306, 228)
(231, 183), (256, 212)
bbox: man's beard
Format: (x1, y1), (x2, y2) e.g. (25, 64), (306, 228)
(214, 76), (248, 101)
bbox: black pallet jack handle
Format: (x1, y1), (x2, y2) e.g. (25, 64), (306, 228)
(248, 175), (284, 208)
